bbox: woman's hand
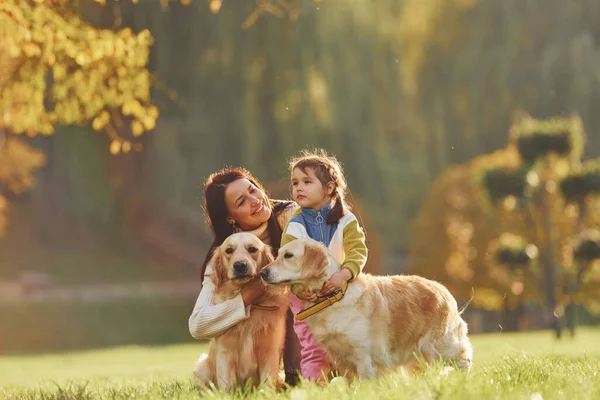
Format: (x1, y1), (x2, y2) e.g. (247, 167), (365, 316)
(321, 268), (352, 295)
(295, 289), (318, 303)
(241, 277), (267, 306)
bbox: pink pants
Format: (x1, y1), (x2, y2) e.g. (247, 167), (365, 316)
(288, 292), (331, 381)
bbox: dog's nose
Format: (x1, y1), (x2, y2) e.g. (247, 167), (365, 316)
(233, 261), (248, 274)
(260, 268), (270, 281)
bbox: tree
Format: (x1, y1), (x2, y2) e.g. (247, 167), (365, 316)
(491, 233), (538, 331)
(0, 134), (45, 236)
(564, 229), (600, 335)
(479, 114), (599, 337)
(410, 145), (531, 310)
(399, 0), (600, 176)
(0, 0), (324, 238)
(410, 114), (600, 337)
(0, 0), (158, 140)
(559, 160), (600, 335)
(0, 0), (158, 235)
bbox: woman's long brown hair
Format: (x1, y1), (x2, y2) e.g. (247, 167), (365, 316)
(200, 167), (292, 282)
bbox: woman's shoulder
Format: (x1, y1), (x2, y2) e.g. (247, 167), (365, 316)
(273, 200), (300, 230)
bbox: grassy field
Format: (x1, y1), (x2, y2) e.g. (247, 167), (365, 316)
(1, 327), (599, 399)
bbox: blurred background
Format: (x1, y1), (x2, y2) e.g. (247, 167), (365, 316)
(1, 0), (600, 355)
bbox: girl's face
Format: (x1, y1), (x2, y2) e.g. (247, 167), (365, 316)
(291, 167), (334, 210)
(225, 178), (271, 231)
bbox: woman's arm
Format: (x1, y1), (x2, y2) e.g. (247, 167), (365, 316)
(188, 266), (250, 339)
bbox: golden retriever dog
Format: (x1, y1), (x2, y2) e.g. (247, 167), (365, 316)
(193, 233), (289, 390)
(260, 238), (473, 379)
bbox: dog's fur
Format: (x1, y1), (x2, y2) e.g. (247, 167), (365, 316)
(260, 238), (473, 379)
(193, 233), (289, 390)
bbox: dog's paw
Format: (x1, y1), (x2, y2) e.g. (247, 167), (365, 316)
(192, 353), (212, 384)
(456, 357), (472, 371)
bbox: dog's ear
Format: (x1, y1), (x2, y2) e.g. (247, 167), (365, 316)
(209, 247), (225, 287)
(259, 244), (275, 270)
(301, 241), (328, 279)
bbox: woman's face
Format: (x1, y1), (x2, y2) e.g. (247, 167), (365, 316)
(224, 178), (271, 231)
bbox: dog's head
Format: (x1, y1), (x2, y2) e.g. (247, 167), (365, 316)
(210, 232), (274, 287)
(260, 238), (329, 286)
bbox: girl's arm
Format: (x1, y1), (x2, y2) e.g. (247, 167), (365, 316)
(341, 219), (368, 280)
(188, 267), (251, 339)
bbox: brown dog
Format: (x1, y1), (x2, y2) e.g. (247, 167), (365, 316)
(260, 238), (473, 379)
(193, 233), (289, 389)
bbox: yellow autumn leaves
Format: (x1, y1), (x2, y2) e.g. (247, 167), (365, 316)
(0, 136), (46, 236)
(0, 0), (158, 149)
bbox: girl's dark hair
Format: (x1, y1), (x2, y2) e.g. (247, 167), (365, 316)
(289, 149), (349, 224)
(200, 167), (292, 281)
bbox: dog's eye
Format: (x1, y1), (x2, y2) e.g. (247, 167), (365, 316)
(284, 253), (293, 259)
(248, 246), (257, 253)
(225, 248), (234, 254)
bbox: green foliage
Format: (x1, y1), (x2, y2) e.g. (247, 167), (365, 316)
(400, 0), (600, 178)
(573, 230), (600, 262)
(495, 234), (536, 267)
(481, 168), (528, 206)
(0, 0), (157, 238)
(510, 115), (585, 165)
(410, 146), (548, 311)
(517, 132), (572, 163)
(5, 0), (600, 285)
(560, 160), (600, 204)
(495, 249), (531, 267)
(0, 136), (46, 236)
(411, 114), (600, 317)
(0, 296), (195, 355)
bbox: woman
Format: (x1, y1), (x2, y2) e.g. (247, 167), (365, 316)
(188, 167), (301, 386)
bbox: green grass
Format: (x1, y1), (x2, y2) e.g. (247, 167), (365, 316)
(1, 328), (599, 399)
(0, 297), (197, 355)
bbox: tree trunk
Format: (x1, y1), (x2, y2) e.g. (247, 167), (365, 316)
(540, 176), (562, 339)
(565, 297), (577, 338)
(502, 298), (520, 332)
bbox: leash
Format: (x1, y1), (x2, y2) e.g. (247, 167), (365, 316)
(295, 281), (348, 321)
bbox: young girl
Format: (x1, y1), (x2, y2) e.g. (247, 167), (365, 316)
(281, 149), (368, 382)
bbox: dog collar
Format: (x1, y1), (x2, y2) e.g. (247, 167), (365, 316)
(295, 281), (349, 321)
(251, 304), (279, 311)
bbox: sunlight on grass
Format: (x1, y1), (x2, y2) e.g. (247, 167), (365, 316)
(0, 328), (599, 399)
(0, 343), (206, 388)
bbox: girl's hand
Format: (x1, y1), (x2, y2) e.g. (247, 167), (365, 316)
(295, 289), (318, 302)
(321, 268), (352, 295)
(241, 277), (267, 306)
